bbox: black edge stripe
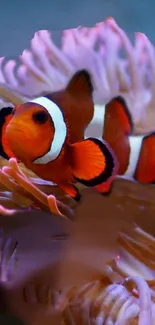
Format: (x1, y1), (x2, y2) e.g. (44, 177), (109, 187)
(108, 96), (134, 134)
(0, 107), (14, 160)
(72, 185), (81, 201)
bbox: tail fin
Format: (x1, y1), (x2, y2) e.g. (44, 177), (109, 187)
(104, 96), (133, 175)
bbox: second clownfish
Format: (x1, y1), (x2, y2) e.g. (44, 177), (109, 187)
(85, 94), (155, 193)
(0, 70), (118, 200)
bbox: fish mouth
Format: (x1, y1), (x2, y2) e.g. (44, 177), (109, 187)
(6, 122), (24, 133)
(7, 122), (36, 139)
(6, 123), (31, 139)
(8, 128), (23, 134)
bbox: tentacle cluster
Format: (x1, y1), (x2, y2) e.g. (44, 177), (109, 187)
(0, 158), (76, 220)
(0, 18), (155, 132)
(0, 223), (154, 324)
(0, 229), (18, 284)
(0, 17), (154, 216)
(21, 225), (155, 324)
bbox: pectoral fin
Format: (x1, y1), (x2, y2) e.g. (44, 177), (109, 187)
(70, 137), (118, 187)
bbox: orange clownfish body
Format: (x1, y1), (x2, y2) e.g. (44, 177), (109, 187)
(0, 70), (118, 200)
(85, 95), (155, 192)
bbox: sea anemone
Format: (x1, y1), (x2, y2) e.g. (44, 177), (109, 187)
(0, 17), (155, 217)
(5, 225), (154, 325)
(0, 158), (76, 220)
(0, 17), (155, 325)
(1, 17), (155, 132)
(0, 228), (18, 284)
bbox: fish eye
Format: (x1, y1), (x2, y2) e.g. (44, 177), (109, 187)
(32, 111), (48, 124)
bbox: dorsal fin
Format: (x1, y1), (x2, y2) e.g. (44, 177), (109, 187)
(105, 96), (133, 135)
(103, 96), (134, 175)
(66, 70), (94, 97)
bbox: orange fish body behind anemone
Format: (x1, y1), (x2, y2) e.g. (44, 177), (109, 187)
(86, 95), (155, 192)
(0, 70), (118, 200)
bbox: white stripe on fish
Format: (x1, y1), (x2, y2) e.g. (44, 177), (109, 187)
(31, 96), (67, 164)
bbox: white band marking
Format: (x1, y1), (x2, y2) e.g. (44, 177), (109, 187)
(84, 104), (105, 140)
(84, 105), (144, 180)
(124, 135), (144, 177)
(30, 96), (67, 164)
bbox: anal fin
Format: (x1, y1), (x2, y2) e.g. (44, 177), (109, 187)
(59, 182), (81, 202)
(95, 182), (113, 196)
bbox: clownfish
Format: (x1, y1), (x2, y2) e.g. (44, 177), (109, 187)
(85, 94), (155, 193)
(0, 70), (118, 200)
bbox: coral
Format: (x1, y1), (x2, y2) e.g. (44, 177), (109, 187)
(20, 225), (155, 324)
